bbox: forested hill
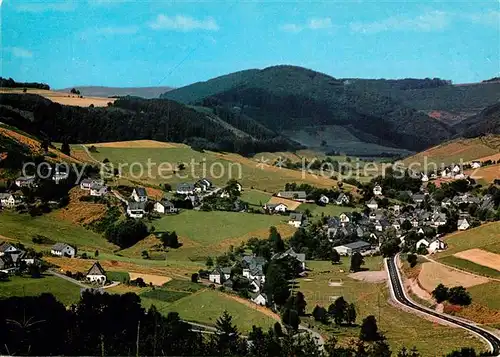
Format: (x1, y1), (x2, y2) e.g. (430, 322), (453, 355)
(453, 103), (500, 138)
(162, 65), (453, 152)
(0, 93), (300, 156)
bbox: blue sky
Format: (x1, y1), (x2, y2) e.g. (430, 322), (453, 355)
(1, 0), (499, 88)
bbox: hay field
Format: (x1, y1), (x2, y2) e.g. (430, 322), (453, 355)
(267, 196), (302, 210)
(465, 164), (500, 183)
(454, 249), (500, 272)
(403, 137), (499, 169)
(0, 88), (115, 107)
(87, 140), (185, 149)
(129, 272), (172, 286)
(418, 262), (489, 292)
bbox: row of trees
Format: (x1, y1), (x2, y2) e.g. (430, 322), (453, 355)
(432, 284), (472, 306)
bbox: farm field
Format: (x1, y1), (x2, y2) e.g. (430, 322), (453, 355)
(454, 249), (500, 272)
(465, 164), (500, 184)
(438, 256), (500, 279)
(436, 222), (500, 257)
(0, 275), (81, 305)
(296, 203), (359, 217)
(0, 88), (115, 107)
(0, 211), (116, 252)
(88, 146), (349, 192)
(143, 289), (276, 333)
(417, 261), (489, 291)
(299, 259), (485, 356)
(148, 210), (293, 261)
(402, 136), (500, 169)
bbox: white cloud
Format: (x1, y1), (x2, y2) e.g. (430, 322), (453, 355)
(16, 1), (76, 12)
(308, 17), (333, 30)
(350, 10), (450, 34)
(5, 47), (33, 58)
(464, 10), (500, 27)
(95, 26), (139, 35)
(149, 14), (219, 31)
(281, 17), (333, 33)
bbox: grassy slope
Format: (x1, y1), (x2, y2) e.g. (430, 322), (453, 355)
(402, 135), (500, 168)
(89, 146), (348, 192)
(436, 222), (500, 257)
(300, 259), (484, 356)
(0, 211), (116, 252)
(142, 289), (275, 333)
(0, 275), (81, 305)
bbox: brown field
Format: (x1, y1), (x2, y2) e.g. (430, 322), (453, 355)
(0, 88), (115, 107)
(418, 262), (489, 292)
(87, 140), (185, 149)
(267, 196), (302, 210)
(129, 272), (171, 286)
(51, 188), (108, 225)
(454, 249), (500, 272)
(465, 164), (500, 183)
(474, 152), (500, 163)
(0, 126), (81, 164)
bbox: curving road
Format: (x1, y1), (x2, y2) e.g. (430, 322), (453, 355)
(385, 255), (500, 356)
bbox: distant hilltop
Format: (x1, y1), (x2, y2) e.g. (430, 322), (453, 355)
(56, 86), (174, 99)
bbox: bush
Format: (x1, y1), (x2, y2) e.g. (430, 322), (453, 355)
(32, 235), (55, 245)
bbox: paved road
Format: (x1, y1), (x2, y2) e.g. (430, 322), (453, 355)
(49, 270), (90, 288)
(386, 255), (500, 356)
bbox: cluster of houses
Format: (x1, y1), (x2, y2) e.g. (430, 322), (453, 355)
(420, 164), (470, 182)
(325, 185), (495, 255)
(208, 248), (306, 306)
(0, 242), (36, 273)
(80, 178), (108, 197)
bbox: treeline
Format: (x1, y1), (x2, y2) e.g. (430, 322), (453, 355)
(0, 77), (50, 90)
(0, 94), (298, 157)
(0, 291), (484, 357)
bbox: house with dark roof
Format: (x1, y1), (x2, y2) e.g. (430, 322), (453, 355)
(86, 262), (107, 284)
(127, 201), (147, 218)
(264, 203), (288, 213)
(176, 183), (195, 195)
(288, 212), (304, 228)
(154, 200), (178, 214)
(131, 187), (148, 202)
(251, 292), (268, 306)
(333, 241), (371, 256)
(336, 193), (350, 205)
(366, 198), (378, 210)
(272, 248), (306, 270)
(51, 243), (76, 258)
(277, 191), (307, 202)
(0, 242), (18, 256)
(209, 266), (231, 285)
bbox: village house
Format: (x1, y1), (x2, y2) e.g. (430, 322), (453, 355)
(250, 292), (268, 306)
(242, 255), (267, 284)
(412, 193), (425, 204)
(154, 200), (178, 214)
(373, 185), (383, 196)
(80, 178), (104, 190)
(176, 183), (195, 195)
(209, 266), (232, 285)
(336, 193), (350, 205)
(264, 203), (288, 214)
(318, 195), (330, 205)
(421, 174), (429, 182)
(90, 184), (108, 197)
(471, 161), (481, 169)
(366, 198), (378, 210)
(15, 175), (35, 188)
(0, 242), (18, 256)
(288, 212), (305, 228)
(131, 187), (148, 202)
(50, 243), (76, 258)
(219, 190), (231, 198)
(457, 217), (470, 231)
(127, 201), (147, 219)
(0, 193), (23, 208)
(276, 191), (307, 202)
(334, 241), (371, 256)
(272, 248), (306, 271)
(86, 262), (107, 285)
(195, 178), (213, 192)
(416, 237), (446, 253)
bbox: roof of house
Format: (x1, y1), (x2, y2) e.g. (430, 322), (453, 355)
(336, 240), (371, 250)
(272, 248), (306, 263)
(288, 212), (304, 221)
(277, 191), (307, 199)
(250, 291), (267, 300)
(0, 242), (15, 253)
(133, 187), (147, 197)
(177, 183), (195, 191)
(51, 242), (74, 251)
(127, 201), (146, 210)
(367, 198), (378, 205)
(157, 199), (174, 207)
(87, 262), (106, 276)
